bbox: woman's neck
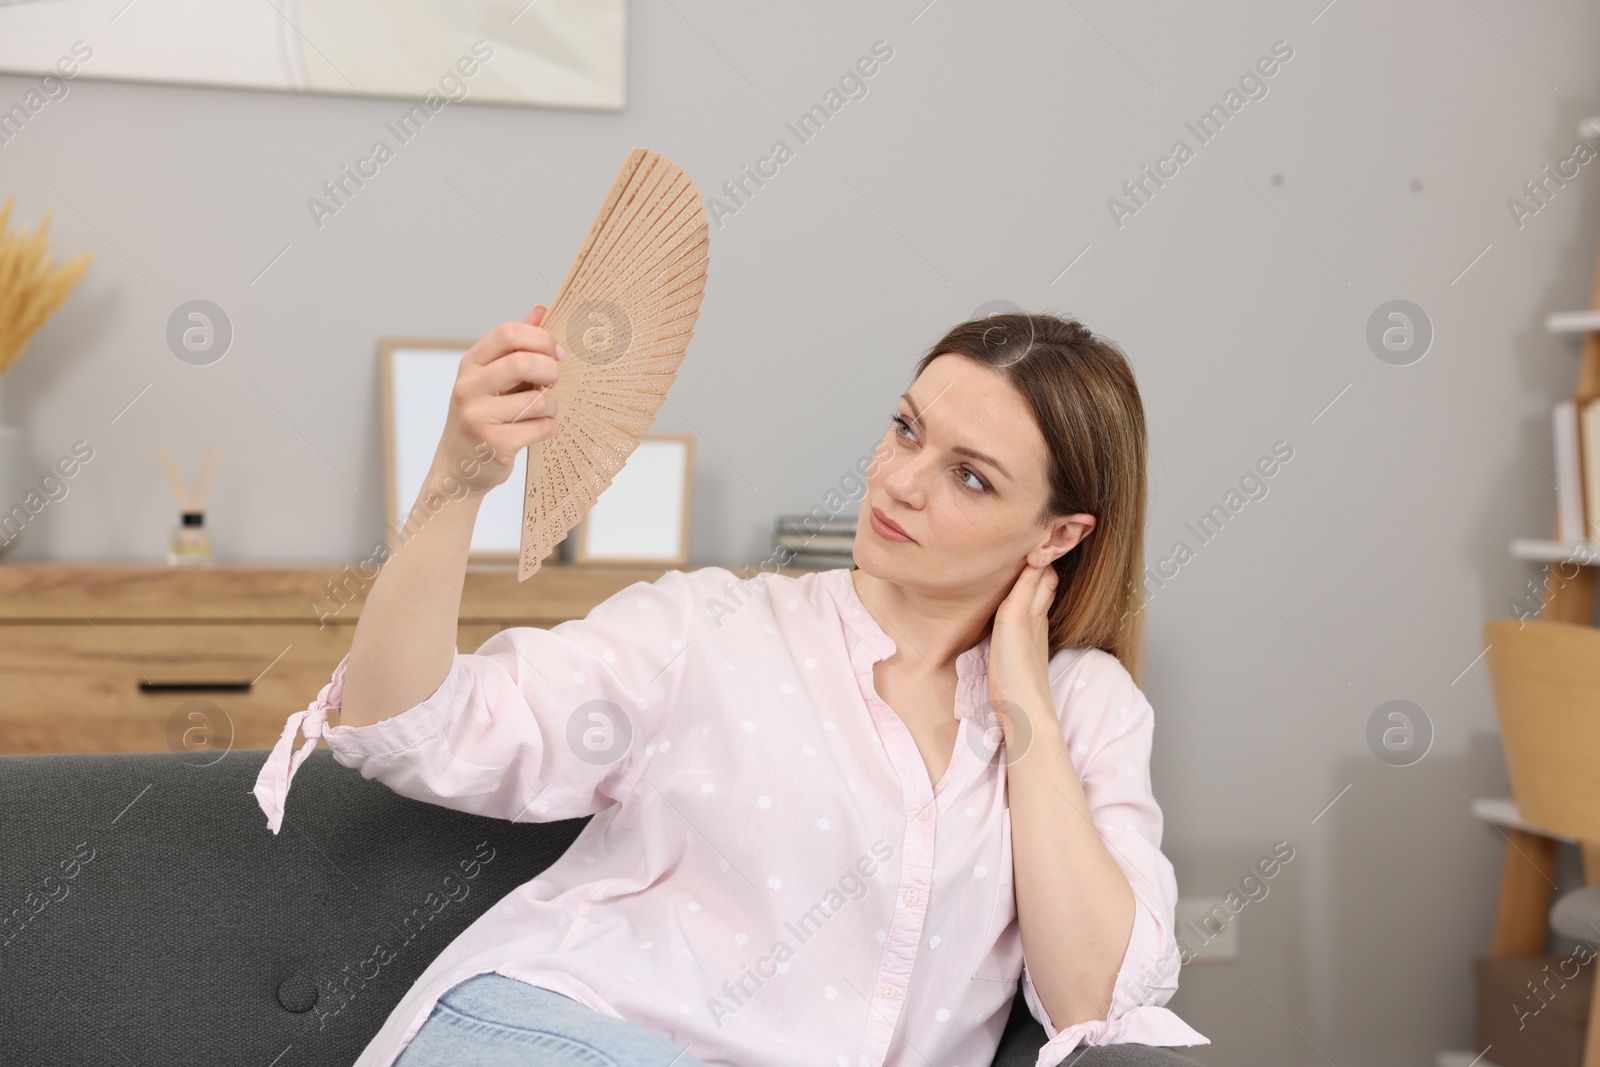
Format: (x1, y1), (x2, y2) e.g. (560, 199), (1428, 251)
(850, 566), (995, 676)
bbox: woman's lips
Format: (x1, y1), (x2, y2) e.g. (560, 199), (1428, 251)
(870, 507), (914, 543)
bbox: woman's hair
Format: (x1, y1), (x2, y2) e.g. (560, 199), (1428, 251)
(910, 310), (1149, 685)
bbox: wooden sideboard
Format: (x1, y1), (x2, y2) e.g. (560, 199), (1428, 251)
(0, 560), (809, 756)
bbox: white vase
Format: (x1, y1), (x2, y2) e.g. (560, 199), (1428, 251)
(0, 374), (22, 557)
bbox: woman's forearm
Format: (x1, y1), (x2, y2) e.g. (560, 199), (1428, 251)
(336, 458), (485, 728)
(1007, 709), (1136, 1028)
(330, 305), (565, 728)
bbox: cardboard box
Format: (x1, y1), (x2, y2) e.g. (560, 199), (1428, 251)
(1475, 954), (1594, 1067)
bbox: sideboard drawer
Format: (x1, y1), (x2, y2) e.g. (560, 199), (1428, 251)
(1, 623), (354, 754)
(0, 622), (577, 754)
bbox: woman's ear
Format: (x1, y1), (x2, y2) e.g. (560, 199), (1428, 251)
(1032, 512), (1095, 567)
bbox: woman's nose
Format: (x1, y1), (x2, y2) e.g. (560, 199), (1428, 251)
(882, 452), (929, 504)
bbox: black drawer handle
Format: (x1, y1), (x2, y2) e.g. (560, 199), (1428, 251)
(139, 681), (255, 693)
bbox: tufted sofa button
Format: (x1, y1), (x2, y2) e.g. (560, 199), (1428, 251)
(277, 975), (319, 1013)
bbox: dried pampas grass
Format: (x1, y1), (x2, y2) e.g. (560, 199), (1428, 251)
(0, 193), (94, 375)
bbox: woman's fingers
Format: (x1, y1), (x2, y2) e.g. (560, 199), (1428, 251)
(475, 348), (561, 398)
(474, 388), (559, 426)
(463, 319), (564, 369)
(480, 412), (558, 455)
(434, 308), (563, 497)
(1001, 560), (1056, 622)
(1031, 562), (1058, 617)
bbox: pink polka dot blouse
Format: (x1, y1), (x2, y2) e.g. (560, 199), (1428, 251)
(251, 565), (1208, 1067)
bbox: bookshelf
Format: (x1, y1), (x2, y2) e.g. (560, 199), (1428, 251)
(1509, 234), (1600, 625)
(1477, 176), (1600, 1067)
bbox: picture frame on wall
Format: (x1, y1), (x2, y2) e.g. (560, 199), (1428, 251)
(0, 0), (626, 110)
(381, 337), (555, 566)
(574, 433), (694, 568)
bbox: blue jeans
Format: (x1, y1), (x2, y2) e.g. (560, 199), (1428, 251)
(393, 972), (710, 1067)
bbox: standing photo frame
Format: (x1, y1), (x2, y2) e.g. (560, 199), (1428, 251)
(574, 433), (694, 567)
(380, 337), (555, 565)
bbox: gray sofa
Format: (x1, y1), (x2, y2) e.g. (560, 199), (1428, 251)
(0, 748), (1205, 1066)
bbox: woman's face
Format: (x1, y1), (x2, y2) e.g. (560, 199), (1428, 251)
(854, 352), (1094, 594)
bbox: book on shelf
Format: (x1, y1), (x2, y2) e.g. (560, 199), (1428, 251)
(1583, 397), (1600, 545)
(783, 550), (855, 570)
(1555, 397), (1582, 543)
(774, 515), (858, 537)
(775, 532), (855, 552)
(1554, 394), (1600, 544)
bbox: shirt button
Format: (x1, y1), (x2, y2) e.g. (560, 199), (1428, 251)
(918, 807), (931, 821)
(883, 985), (897, 998)
(905, 890), (917, 905)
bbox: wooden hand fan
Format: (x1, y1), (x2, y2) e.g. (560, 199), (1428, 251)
(518, 147), (710, 580)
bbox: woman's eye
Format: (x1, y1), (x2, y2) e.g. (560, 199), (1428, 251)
(892, 414), (987, 492)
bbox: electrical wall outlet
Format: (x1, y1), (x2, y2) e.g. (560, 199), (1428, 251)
(1175, 896), (1239, 961)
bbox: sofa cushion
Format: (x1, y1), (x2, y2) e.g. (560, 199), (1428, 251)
(0, 749), (582, 1065)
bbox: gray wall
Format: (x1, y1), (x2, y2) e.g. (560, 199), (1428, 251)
(4, 1), (1598, 1063)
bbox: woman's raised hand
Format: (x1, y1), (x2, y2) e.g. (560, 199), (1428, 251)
(433, 304), (567, 497)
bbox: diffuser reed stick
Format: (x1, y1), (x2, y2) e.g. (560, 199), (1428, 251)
(157, 442), (222, 565)
(156, 442), (192, 510)
(194, 444), (223, 508)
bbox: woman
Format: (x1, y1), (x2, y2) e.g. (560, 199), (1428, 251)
(252, 306), (1211, 1067)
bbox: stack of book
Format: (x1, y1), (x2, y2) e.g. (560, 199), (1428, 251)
(773, 515), (857, 570)
(1552, 394), (1600, 544)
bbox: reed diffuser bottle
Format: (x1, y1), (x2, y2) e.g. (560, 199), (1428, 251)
(158, 442), (222, 566)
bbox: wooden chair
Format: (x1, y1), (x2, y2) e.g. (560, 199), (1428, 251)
(1482, 616), (1600, 1066)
